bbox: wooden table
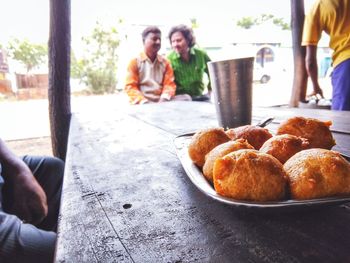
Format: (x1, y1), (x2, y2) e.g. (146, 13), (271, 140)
(55, 101), (350, 263)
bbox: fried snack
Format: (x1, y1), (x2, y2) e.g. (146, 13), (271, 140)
(226, 125), (273, 150)
(260, 134), (310, 164)
(188, 127), (230, 167)
(284, 148), (350, 200)
(203, 139), (254, 182)
(276, 116), (336, 149)
(213, 149), (287, 201)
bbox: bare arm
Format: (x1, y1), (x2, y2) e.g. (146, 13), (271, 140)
(0, 138), (47, 224)
(305, 45), (324, 98)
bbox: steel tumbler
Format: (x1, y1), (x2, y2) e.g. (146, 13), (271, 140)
(208, 57), (254, 129)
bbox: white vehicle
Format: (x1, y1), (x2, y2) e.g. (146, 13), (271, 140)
(253, 64), (271, 84)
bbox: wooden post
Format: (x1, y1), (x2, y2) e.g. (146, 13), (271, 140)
(49, 0), (71, 160)
(290, 0), (308, 107)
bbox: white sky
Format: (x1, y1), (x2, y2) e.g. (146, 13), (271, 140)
(1, 0), (316, 46)
(0, 0), (319, 83)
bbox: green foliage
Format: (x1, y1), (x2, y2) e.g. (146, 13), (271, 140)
(256, 14), (274, 24)
(72, 21), (121, 94)
(236, 17), (255, 29)
(70, 51), (84, 79)
(7, 38), (47, 73)
(190, 18), (199, 29)
(236, 14), (290, 30)
(272, 18), (291, 30)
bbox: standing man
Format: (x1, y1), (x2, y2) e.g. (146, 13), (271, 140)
(168, 24), (212, 101)
(124, 26), (179, 104)
(302, 0), (350, 111)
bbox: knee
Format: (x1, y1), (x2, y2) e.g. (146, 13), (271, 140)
(47, 156), (64, 170)
(44, 157), (65, 182)
(50, 157), (65, 171)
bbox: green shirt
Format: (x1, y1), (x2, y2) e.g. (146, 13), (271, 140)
(167, 47), (211, 97)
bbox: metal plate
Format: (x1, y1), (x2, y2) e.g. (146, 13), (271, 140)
(174, 132), (350, 210)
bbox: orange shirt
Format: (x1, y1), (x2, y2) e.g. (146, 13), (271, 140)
(124, 52), (176, 104)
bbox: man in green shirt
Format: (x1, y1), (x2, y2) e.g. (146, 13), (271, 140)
(167, 25), (211, 101)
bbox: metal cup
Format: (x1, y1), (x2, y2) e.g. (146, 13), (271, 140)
(208, 57), (254, 129)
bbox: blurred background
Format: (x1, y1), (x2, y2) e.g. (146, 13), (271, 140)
(0, 0), (332, 155)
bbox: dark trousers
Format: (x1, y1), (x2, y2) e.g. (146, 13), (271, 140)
(332, 58), (350, 111)
(0, 156), (64, 263)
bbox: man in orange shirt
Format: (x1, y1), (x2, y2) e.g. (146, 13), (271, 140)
(124, 26), (191, 104)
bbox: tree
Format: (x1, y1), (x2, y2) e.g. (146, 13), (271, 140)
(256, 14), (274, 24)
(273, 18), (291, 30)
(72, 21), (121, 94)
(236, 14), (290, 30)
(190, 18), (199, 29)
(7, 38), (47, 73)
(70, 51), (84, 79)
(236, 17), (255, 29)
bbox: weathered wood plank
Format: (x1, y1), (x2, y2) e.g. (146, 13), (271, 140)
(290, 0), (308, 107)
(127, 102), (350, 135)
(56, 102), (350, 262)
(55, 114), (134, 262)
(127, 102), (350, 156)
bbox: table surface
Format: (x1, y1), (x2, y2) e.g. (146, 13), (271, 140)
(55, 101), (350, 263)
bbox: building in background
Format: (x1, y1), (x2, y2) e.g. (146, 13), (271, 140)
(0, 49), (13, 96)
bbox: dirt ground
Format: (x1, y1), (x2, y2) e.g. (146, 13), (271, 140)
(5, 136), (53, 157)
(1, 94), (128, 158)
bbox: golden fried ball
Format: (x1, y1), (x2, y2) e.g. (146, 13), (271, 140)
(203, 139), (254, 183)
(284, 148), (350, 200)
(188, 127), (230, 167)
(260, 134), (310, 164)
(276, 116), (336, 149)
(213, 149), (287, 201)
(226, 125), (273, 150)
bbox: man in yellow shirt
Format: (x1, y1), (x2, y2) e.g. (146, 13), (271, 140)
(302, 0), (350, 111)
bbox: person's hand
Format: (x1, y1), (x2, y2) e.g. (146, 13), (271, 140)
(0, 139), (48, 225)
(151, 88), (162, 96)
(8, 168), (48, 225)
(158, 93), (171, 103)
(158, 97), (169, 103)
(308, 83), (324, 99)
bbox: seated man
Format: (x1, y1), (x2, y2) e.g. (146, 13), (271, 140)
(124, 26), (190, 104)
(167, 24), (212, 102)
(0, 138), (64, 263)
